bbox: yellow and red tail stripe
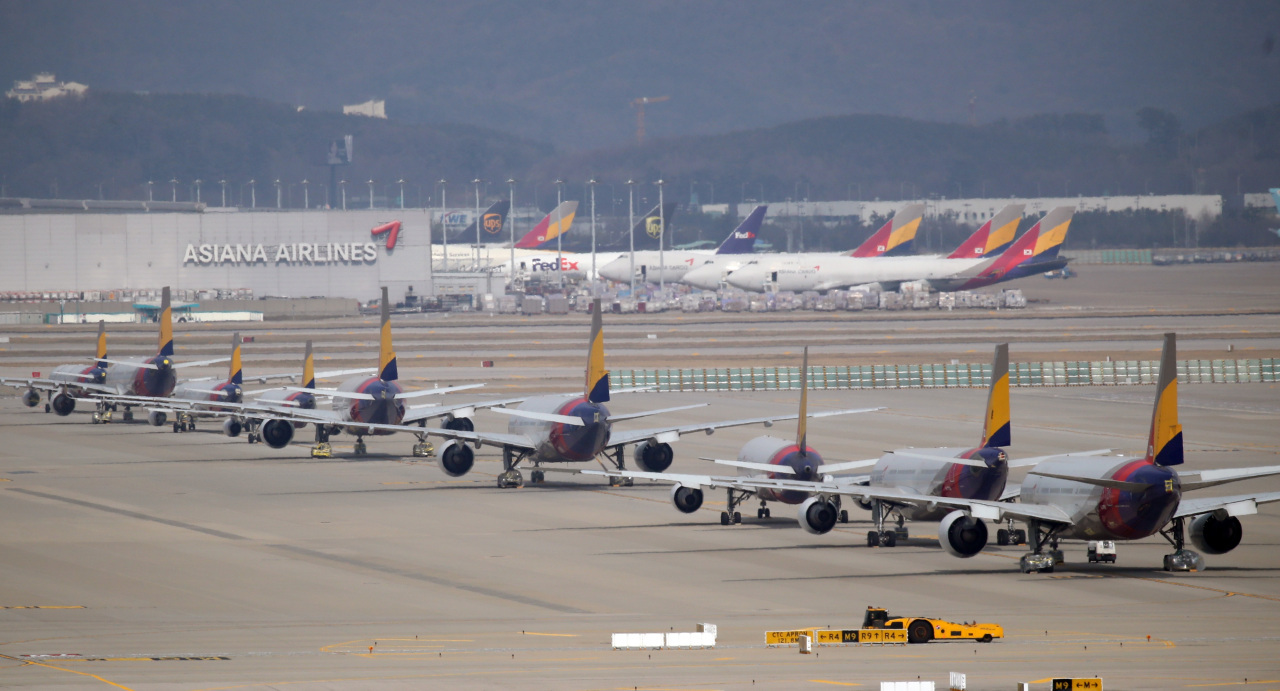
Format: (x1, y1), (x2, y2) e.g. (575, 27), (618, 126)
(95, 320), (108, 367)
(980, 343), (1011, 448)
(158, 286), (174, 357)
(585, 299), (609, 403)
(302, 340), (316, 390)
(1146, 333), (1184, 466)
(378, 286), (398, 381)
(229, 332), (243, 385)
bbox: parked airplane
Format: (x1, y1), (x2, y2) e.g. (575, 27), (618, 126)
(432, 199), (514, 270)
(724, 207), (1073, 293)
(577, 347), (882, 525)
(493, 202), (679, 279)
(596, 205), (767, 285)
(2, 320), (110, 413)
(810, 333), (1280, 572)
(512, 200), (580, 249)
(679, 203), (925, 290)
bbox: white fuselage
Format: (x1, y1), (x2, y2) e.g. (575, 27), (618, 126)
(1018, 455), (1181, 542)
(596, 250), (718, 284)
(870, 447), (1008, 521)
(727, 255), (985, 293)
(506, 395), (612, 464)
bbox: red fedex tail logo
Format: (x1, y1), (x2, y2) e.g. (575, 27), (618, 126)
(371, 221), (402, 250)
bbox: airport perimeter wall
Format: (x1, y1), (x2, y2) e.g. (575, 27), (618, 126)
(613, 359), (1278, 391)
(0, 210), (435, 304)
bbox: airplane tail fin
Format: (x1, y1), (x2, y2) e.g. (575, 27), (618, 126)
(456, 200), (511, 241)
(378, 286), (398, 381)
(158, 286), (174, 357)
(715, 205), (766, 254)
(797, 346), (809, 453)
(1026, 206), (1075, 262)
(513, 201), (578, 249)
(302, 340), (316, 390)
(948, 204), (1024, 259)
(850, 203), (923, 257)
(95, 320), (107, 367)
(1146, 333), (1184, 466)
(229, 332), (243, 385)
(980, 343), (1011, 448)
(585, 298), (609, 403)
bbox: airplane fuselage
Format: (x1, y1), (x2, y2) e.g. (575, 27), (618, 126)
(336, 376), (405, 434)
(1019, 455), (1181, 541)
(871, 446), (1009, 521)
(507, 395), (611, 464)
(727, 255), (987, 293)
(49, 364), (107, 389)
(736, 435), (824, 505)
(103, 355), (177, 398)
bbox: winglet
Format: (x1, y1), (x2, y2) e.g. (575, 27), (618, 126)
(379, 287), (398, 381)
(797, 346), (809, 454)
(585, 298), (609, 403)
(948, 204), (1023, 259)
(302, 340), (316, 390)
(850, 203), (924, 257)
(1147, 333), (1184, 466)
(981, 343), (1011, 448)
(715, 206), (766, 254)
(158, 286), (174, 357)
(95, 320), (107, 367)
(229, 332), (243, 385)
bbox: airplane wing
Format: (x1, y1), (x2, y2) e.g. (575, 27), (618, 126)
(609, 404), (709, 423)
(2, 377), (120, 396)
(802, 480), (1076, 525)
(607, 407), (883, 448)
(1006, 448), (1115, 468)
(819, 458), (881, 474)
(400, 393), (570, 424)
(1179, 465), (1280, 491)
(577, 468), (774, 495)
(241, 367), (377, 384)
(711, 458), (797, 474)
(1174, 491), (1280, 520)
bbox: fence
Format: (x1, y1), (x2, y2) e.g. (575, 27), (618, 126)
(610, 359), (1278, 392)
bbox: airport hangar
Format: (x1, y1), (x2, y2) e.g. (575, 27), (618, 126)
(0, 209), (502, 304)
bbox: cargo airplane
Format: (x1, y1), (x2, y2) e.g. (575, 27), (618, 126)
(724, 206), (1073, 293)
(678, 203), (927, 290)
(595, 205), (767, 285)
(809, 333), (1280, 572)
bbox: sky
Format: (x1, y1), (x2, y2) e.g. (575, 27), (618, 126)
(2, 0), (1278, 150)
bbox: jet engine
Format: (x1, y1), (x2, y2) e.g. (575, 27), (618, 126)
(1190, 513), (1243, 555)
(148, 410), (167, 426)
(443, 416), (475, 432)
(798, 496), (838, 535)
(437, 440), (475, 477)
(853, 497), (874, 512)
(51, 392), (76, 416)
(633, 440), (674, 473)
(670, 485), (703, 514)
(939, 510), (988, 558)
(21, 389), (40, 407)
(261, 419), (295, 449)
(222, 418), (243, 438)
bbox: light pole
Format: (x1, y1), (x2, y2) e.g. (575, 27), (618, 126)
(507, 178), (517, 285)
(147, 180), (154, 202)
(473, 178), (483, 269)
(626, 180), (636, 295)
(301, 179), (309, 209)
(367, 180), (374, 209)
(275, 179), (282, 209)
(554, 179), (565, 290)
(588, 178), (598, 292)
(655, 179), (666, 293)
(194, 179), (202, 205)
(250, 179), (256, 208)
(340, 179), (347, 210)
(397, 179), (405, 210)
(219, 179), (227, 207)
(170, 178), (178, 202)
(438, 179), (448, 271)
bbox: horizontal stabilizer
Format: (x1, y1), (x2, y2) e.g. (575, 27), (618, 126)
(487, 407), (585, 426)
(182, 387), (232, 397)
(1028, 470), (1150, 492)
(173, 357), (232, 369)
(314, 367), (378, 380)
(1007, 448), (1113, 468)
(819, 458), (881, 473)
(710, 458), (797, 475)
(394, 383), (486, 400)
(610, 403), (708, 422)
(1180, 464), (1280, 491)
(285, 386), (374, 400)
(93, 357), (160, 370)
(885, 449), (990, 467)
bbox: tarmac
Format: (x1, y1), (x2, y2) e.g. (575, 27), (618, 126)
(2, 262), (1280, 690)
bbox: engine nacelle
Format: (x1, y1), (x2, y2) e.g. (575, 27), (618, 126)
(51, 392), (76, 416)
(798, 496), (838, 535)
(438, 440), (475, 477)
(633, 440), (674, 473)
(261, 419), (295, 449)
(223, 418), (243, 438)
(854, 497), (874, 512)
(444, 416), (475, 432)
(1190, 513), (1243, 555)
(670, 485), (703, 514)
(939, 510), (988, 558)
(148, 410), (167, 426)
(21, 389), (40, 407)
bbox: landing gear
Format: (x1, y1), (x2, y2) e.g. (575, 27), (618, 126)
(720, 511), (742, 525)
(122, 406), (133, 422)
(498, 447), (525, 489)
(411, 437), (434, 457)
(94, 400), (112, 424)
(997, 517), (1028, 546)
(310, 425), (332, 458)
(245, 420), (261, 444)
(1019, 520), (1065, 573)
(603, 445), (633, 487)
(757, 500), (772, 520)
(867, 500), (907, 546)
(1159, 517), (1204, 571)
(530, 468), (545, 484)
(353, 436), (367, 456)
(721, 488), (751, 526)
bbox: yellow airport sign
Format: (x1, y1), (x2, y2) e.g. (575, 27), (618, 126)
(764, 629), (815, 645)
(1053, 679), (1103, 691)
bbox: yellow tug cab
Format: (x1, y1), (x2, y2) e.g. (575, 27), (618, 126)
(862, 606), (1003, 644)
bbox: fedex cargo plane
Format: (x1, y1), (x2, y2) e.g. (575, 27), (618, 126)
(596, 205), (766, 285)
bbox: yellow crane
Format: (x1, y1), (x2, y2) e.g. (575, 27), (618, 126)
(631, 95), (670, 145)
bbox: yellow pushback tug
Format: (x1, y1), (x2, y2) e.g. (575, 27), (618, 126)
(862, 606), (1003, 644)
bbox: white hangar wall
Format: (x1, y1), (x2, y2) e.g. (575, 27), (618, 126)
(0, 210), (433, 304)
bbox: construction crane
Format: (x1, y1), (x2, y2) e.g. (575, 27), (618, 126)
(631, 95), (670, 145)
